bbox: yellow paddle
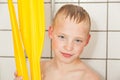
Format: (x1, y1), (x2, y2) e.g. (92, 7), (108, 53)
(8, 0), (45, 80)
(8, 0), (29, 80)
(18, 0), (31, 59)
(28, 0), (45, 79)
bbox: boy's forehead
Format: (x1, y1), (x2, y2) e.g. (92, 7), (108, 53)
(55, 13), (66, 22)
(54, 16), (90, 35)
(55, 14), (76, 27)
(55, 13), (90, 26)
(55, 14), (89, 27)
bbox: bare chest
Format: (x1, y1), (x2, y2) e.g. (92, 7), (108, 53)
(42, 70), (85, 80)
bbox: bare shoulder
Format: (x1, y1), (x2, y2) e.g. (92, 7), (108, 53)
(80, 62), (100, 80)
(84, 69), (100, 80)
(41, 60), (51, 68)
(41, 60), (50, 65)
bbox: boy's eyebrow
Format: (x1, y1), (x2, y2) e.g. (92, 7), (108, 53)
(74, 36), (85, 40)
(56, 32), (85, 39)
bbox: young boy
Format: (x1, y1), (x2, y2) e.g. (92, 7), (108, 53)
(15, 4), (100, 80)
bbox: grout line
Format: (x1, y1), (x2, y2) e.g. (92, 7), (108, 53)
(0, 29), (11, 31)
(108, 58), (120, 60)
(91, 30), (107, 32)
(0, 56), (14, 58)
(44, 2), (51, 4)
(106, 0), (109, 80)
(1, 56), (120, 60)
(107, 30), (120, 32)
(51, 0), (55, 19)
(0, 2), (51, 3)
(91, 30), (120, 32)
(54, 2), (120, 4)
(79, 2), (120, 3)
(78, 0), (80, 5)
(0, 28), (49, 31)
(108, 1), (120, 3)
(82, 58), (120, 60)
(41, 57), (52, 59)
(80, 58), (107, 60)
(0, 2), (8, 4)
(50, 0), (55, 59)
(1, 29), (120, 32)
(55, 2), (79, 4)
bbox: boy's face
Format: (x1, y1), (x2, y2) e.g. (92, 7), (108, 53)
(49, 17), (90, 63)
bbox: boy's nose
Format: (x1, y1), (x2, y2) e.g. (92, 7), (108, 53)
(64, 42), (73, 51)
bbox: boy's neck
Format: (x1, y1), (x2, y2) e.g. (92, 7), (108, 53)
(51, 58), (81, 72)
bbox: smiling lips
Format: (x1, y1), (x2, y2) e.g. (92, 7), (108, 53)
(61, 52), (73, 58)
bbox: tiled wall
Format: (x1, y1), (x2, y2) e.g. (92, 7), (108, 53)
(0, 0), (120, 80)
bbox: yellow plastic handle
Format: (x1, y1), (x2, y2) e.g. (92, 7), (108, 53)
(18, 0), (31, 58)
(29, 0), (45, 80)
(8, 0), (29, 80)
(8, 0), (45, 80)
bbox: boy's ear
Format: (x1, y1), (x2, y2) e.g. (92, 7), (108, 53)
(85, 34), (91, 46)
(48, 26), (53, 39)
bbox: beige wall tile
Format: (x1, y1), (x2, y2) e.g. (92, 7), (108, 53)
(108, 3), (120, 30)
(107, 60), (120, 80)
(0, 58), (15, 80)
(81, 32), (106, 58)
(0, 31), (14, 56)
(80, 3), (107, 30)
(108, 32), (120, 58)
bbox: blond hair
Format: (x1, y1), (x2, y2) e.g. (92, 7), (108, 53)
(52, 4), (91, 30)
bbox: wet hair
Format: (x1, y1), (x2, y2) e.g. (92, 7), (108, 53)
(52, 4), (91, 29)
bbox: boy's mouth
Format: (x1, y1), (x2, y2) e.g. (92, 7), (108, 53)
(61, 52), (73, 58)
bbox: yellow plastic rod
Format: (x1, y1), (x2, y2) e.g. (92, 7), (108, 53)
(28, 0), (45, 80)
(8, 0), (29, 80)
(8, 0), (45, 80)
(18, 0), (31, 58)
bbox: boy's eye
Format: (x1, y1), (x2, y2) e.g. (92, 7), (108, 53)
(58, 35), (65, 39)
(75, 39), (82, 43)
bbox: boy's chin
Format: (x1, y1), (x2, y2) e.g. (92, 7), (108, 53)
(59, 57), (78, 64)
